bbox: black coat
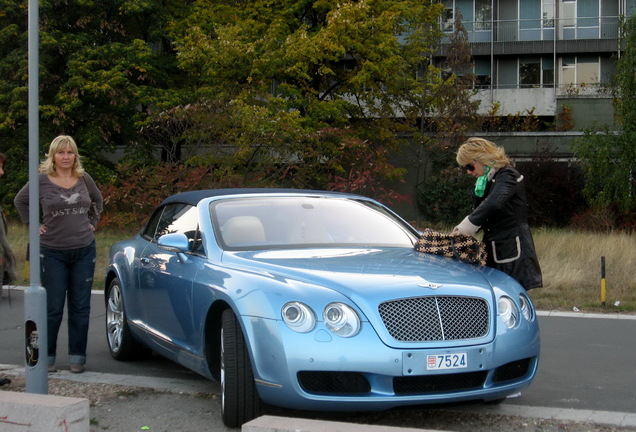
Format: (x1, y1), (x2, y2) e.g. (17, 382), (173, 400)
(468, 166), (543, 290)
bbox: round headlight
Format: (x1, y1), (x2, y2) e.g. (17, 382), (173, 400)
(519, 294), (534, 321)
(498, 296), (519, 329)
(323, 303), (360, 337)
(282, 302), (316, 333)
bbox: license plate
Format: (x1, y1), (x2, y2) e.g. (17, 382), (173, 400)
(426, 353), (468, 370)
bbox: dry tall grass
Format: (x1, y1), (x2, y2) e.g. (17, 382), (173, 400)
(530, 228), (636, 313)
(6, 222), (636, 313)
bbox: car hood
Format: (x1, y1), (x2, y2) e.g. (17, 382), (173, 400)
(225, 247), (497, 302)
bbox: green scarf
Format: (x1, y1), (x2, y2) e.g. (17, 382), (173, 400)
(474, 165), (491, 198)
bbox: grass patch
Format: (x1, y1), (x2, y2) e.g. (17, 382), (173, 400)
(529, 227), (636, 313)
(7, 222), (636, 313)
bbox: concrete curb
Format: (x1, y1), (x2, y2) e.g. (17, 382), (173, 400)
(453, 403), (636, 429)
(0, 391), (89, 432)
(243, 415), (450, 432)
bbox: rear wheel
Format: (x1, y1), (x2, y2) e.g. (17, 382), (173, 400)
(220, 308), (262, 427)
(105, 278), (151, 360)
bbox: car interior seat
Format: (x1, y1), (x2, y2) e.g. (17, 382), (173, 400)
(222, 216), (267, 246)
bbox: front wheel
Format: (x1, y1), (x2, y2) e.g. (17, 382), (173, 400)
(220, 309), (263, 427)
(105, 278), (151, 361)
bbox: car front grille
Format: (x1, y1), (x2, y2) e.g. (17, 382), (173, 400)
(378, 296), (490, 341)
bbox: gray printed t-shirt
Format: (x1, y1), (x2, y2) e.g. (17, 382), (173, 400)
(14, 172), (104, 250)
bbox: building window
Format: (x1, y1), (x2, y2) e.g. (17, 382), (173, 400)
(560, 0), (576, 29)
(475, 0), (492, 30)
(519, 57), (554, 89)
(543, 57), (555, 88)
(562, 56), (576, 87)
(474, 57), (491, 89)
(520, 0), (542, 30)
(560, 55), (600, 89)
(497, 59), (518, 89)
(543, 0), (555, 28)
(520, 58), (541, 88)
(442, 1), (454, 32)
(577, 56), (600, 85)
(578, 0), (600, 29)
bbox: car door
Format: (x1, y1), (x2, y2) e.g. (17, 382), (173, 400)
(137, 202), (202, 355)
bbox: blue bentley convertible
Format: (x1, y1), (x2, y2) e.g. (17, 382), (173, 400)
(104, 189), (540, 427)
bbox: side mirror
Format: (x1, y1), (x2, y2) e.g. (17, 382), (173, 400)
(158, 233), (189, 262)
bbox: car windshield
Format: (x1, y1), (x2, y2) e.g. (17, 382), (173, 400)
(210, 196), (417, 250)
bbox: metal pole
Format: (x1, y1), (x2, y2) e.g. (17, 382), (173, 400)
(600, 256), (606, 307)
(490, 0), (494, 103)
(25, 0), (48, 394)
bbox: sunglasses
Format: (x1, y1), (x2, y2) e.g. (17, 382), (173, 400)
(463, 163), (475, 172)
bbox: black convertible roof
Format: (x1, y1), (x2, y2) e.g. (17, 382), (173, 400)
(160, 188), (351, 207)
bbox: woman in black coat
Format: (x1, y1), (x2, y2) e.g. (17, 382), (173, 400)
(453, 137), (543, 290)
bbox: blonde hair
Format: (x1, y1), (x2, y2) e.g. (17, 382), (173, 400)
(39, 135), (85, 177)
(456, 137), (510, 169)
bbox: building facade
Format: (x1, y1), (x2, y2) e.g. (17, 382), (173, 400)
(438, 0), (635, 130)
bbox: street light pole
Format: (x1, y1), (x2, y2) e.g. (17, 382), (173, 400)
(25, 0), (48, 394)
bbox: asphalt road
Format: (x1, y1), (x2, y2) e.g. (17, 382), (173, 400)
(1, 287), (635, 416)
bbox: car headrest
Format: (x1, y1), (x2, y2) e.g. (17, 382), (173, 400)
(222, 216), (266, 246)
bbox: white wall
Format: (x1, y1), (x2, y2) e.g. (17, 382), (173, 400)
(474, 88), (557, 116)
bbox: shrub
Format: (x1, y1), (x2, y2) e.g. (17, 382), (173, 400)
(569, 205), (636, 232)
(417, 167), (474, 226)
(325, 129), (410, 206)
(417, 155), (588, 228)
(99, 162), (223, 230)
(516, 160), (587, 227)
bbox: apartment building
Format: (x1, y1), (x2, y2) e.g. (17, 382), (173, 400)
(438, 0), (635, 131)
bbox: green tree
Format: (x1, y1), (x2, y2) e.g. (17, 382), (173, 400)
(169, 0), (446, 197)
(414, 11), (481, 226)
(0, 0), (192, 194)
(2, 0), (459, 214)
(573, 15), (636, 216)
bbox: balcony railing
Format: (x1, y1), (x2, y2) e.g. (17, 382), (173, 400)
(471, 80), (611, 94)
(442, 16), (621, 43)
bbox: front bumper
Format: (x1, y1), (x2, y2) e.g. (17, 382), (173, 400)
(242, 316), (540, 411)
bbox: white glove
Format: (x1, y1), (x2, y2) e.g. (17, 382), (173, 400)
(453, 216), (480, 236)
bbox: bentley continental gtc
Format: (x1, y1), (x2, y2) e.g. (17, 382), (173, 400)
(104, 189), (540, 427)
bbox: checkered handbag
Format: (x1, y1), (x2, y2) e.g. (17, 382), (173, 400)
(415, 228), (487, 266)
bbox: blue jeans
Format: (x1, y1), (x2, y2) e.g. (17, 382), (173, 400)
(40, 241), (96, 366)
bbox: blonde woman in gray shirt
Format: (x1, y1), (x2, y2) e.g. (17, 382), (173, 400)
(15, 135), (103, 373)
